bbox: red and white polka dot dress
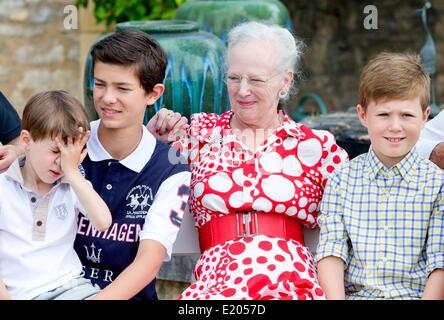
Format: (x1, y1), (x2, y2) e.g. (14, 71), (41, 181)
(173, 111), (348, 300)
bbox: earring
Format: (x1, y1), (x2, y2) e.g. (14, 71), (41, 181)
(278, 90), (287, 99)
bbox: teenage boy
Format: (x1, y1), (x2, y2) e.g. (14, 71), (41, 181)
(73, 29), (191, 300)
(316, 52), (444, 300)
(0, 90), (112, 300)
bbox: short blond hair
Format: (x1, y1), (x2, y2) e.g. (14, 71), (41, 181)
(359, 52), (430, 111)
(22, 90), (90, 142)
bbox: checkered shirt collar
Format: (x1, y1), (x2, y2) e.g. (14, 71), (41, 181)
(364, 146), (419, 183)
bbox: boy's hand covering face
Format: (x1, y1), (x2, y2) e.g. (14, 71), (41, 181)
(55, 127), (90, 178)
(147, 107), (189, 143)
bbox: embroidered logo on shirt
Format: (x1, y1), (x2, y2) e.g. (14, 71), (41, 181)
(54, 204), (68, 220)
(125, 185), (153, 218)
(84, 242), (102, 263)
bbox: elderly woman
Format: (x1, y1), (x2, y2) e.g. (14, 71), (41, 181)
(161, 21), (348, 300)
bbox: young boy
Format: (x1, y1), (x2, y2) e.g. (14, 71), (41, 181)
(73, 29), (191, 300)
(0, 90), (112, 300)
(316, 52), (444, 300)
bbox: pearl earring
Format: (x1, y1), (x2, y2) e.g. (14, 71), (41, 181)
(278, 90), (287, 99)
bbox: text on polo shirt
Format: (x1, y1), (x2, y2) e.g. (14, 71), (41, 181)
(77, 216), (141, 242)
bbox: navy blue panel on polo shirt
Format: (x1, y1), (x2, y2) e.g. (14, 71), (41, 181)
(74, 140), (190, 300)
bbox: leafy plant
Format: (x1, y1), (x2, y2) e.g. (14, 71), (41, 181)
(77, 0), (187, 28)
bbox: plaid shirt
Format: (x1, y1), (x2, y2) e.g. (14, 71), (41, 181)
(316, 148), (444, 299)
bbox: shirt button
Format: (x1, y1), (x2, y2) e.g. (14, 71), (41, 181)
(108, 162), (112, 166)
(106, 184), (112, 190)
(30, 197), (37, 203)
(36, 220), (43, 227)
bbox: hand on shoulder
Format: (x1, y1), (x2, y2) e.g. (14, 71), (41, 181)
(147, 107), (189, 143)
(0, 143), (23, 173)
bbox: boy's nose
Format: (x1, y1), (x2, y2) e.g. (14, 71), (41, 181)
(102, 88), (117, 104)
(389, 117), (402, 131)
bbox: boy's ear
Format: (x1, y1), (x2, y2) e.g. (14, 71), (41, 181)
(356, 104), (368, 128)
(422, 106), (430, 124)
(145, 84), (165, 106)
(19, 130), (32, 149)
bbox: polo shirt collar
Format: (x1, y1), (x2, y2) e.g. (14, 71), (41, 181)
(86, 119), (155, 173)
(5, 158), (25, 185)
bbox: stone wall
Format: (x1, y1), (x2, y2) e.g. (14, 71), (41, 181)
(0, 0), (80, 115)
(283, 0), (444, 112)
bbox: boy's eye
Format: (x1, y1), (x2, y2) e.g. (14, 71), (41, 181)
(118, 87), (130, 91)
(94, 82), (104, 87)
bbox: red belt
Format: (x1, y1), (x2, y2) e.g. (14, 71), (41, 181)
(198, 211), (304, 253)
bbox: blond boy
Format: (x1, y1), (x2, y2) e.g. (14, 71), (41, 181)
(317, 52), (444, 299)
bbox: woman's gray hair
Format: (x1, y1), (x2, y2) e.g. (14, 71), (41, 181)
(226, 21), (305, 100)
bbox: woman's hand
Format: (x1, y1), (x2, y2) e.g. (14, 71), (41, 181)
(147, 108), (189, 143)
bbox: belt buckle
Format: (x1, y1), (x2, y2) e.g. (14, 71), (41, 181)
(236, 211), (259, 238)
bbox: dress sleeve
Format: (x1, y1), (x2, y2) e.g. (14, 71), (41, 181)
(316, 170), (350, 264)
(313, 129), (349, 189)
(171, 112), (218, 166)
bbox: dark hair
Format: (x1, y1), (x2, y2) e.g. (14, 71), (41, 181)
(22, 90), (90, 142)
(91, 29), (167, 93)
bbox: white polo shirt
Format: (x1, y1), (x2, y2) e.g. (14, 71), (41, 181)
(416, 110), (444, 159)
(0, 160), (85, 299)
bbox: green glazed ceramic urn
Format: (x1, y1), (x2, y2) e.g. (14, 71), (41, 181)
(174, 0), (292, 43)
(83, 20), (228, 122)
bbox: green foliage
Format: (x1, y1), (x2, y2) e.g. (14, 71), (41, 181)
(77, 0), (187, 27)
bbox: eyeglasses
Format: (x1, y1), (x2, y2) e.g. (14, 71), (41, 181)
(224, 72), (283, 88)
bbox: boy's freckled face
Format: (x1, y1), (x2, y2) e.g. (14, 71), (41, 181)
(357, 97), (429, 168)
(92, 62), (150, 130)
